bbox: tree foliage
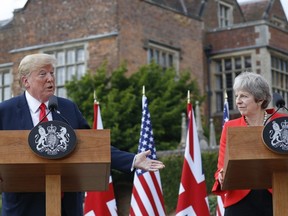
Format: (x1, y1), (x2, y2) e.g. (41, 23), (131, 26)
(65, 63), (204, 152)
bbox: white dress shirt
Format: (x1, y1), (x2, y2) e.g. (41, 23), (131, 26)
(25, 91), (53, 126)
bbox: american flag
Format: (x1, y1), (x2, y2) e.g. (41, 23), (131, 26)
(222, 96), (229, 126)
(216, 95), (229, 216)
(129, 95), (166, 216)
(175, 100), (210, 216)
(84, 101), (118, 216)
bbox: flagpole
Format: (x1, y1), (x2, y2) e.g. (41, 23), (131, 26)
(94, 90), (99, 104)
(142, 85), (145, 96)
(93, 90), (99, 131)
(187, 90), (192, 116)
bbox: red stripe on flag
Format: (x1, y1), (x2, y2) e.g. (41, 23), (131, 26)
(93, 102), (98, 129)
(187, 103), (192, 117)
(150, 172), (165, 209)
(138, 174), (158, 214)
(187, 103), (194, 160)
(130, 179), (149, 216)
(131, 172), (165, 215)
(129, 207), (135, 216)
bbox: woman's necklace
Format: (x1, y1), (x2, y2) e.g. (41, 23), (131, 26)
(244, 111), (268, 126)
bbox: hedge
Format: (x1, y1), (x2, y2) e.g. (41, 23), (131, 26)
(112, 150), (219, 215)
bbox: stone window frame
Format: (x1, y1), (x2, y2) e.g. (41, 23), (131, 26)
(271, 15), (286, 29)
(145, 40), (180, 73)
(271, 55), (288, 104)
(0, 67), (11, 102)
(46, 46), (86, 98)
(218, 1), (233, 28)
(211, 55), (252, 113)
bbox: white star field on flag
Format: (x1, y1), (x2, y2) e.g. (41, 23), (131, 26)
(137, 99), (157, 175)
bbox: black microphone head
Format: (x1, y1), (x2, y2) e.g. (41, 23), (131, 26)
(273, 92), (285, 108)
(48, 95), (58, 111)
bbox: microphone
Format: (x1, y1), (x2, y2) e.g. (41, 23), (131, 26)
(264, 93), (287, 125)
(273, 92), (285, 108)
(36, 95), (70, 126)
(48, 95), (71, 125)
(48, 95), (58, 111)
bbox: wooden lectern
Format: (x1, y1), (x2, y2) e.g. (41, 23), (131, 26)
(223, 126), (288, 216)
(0, 129), (110, 216)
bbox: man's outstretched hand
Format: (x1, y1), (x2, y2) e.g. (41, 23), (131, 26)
(134, 150), (165, 171)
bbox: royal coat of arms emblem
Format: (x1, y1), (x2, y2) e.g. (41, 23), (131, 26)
(28, 121), (77, 159)
(262, 117), (288, 154)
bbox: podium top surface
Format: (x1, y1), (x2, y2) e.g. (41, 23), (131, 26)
(0, 129), (111, 192)
(223, 126), (288, 190)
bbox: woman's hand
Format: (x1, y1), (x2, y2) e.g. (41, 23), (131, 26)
(218, 168), (224, 188)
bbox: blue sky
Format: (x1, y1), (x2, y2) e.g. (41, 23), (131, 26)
(0, 0), (287, 21)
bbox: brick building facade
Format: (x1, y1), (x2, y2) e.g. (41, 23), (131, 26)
(1, 0), (287, 127)
(0, 0), (288, 214)
(205, 0), (288, 121)
(0, 0), (203, 97)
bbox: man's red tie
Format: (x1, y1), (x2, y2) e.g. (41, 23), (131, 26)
(39, 103), (48, 122)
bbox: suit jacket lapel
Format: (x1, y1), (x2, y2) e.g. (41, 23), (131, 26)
(17, 93), (34, 130)
(17, 94), (64, 128)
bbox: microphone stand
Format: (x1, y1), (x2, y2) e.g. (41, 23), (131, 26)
(264, 106), (288, 125)
(35, 109), (52, 127)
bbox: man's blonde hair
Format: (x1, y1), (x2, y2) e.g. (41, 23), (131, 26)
(18, 53), (56, 86)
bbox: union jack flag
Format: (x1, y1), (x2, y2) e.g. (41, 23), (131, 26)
(175, 99), (210, 216)
(84, 101), (117, 216)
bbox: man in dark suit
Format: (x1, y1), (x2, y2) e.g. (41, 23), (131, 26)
(0, 53), (164, 216)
